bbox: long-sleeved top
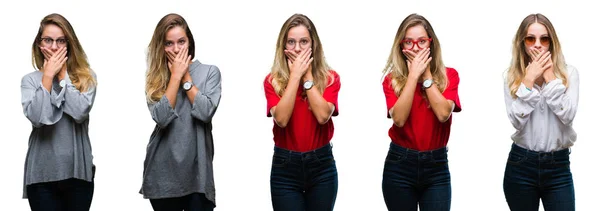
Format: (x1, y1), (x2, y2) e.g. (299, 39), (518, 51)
(140, 60), (222, 206)
(503, 65), (579, 152)
(20, 70), (97, 198)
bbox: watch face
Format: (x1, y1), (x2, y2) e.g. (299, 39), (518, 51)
(59, 80), (66, 88)
(303, 81), (313, 89)
(423, 79), (433, 88)
(183, 82), (192, 90)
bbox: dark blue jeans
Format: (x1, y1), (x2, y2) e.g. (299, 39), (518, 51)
(149, 193), (214, 211)
(382, 142), (451, 211)
(270, 143), (338, 211)
(503, 143), (575, 211)
(26, 178), (94, 211)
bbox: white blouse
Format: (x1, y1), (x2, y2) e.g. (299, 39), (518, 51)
(503, 65), (579, 152)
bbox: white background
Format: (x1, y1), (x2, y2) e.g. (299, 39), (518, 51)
(1, 0), (598, 210)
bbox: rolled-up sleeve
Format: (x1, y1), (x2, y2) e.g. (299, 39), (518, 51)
(21, 74), (63, 128)
(190, 65), (222, 123)
(148, 95), (179, 128)
(63, 74), (97, 123)
(503, 74), (540, 131)
(541, 67), (579, 126)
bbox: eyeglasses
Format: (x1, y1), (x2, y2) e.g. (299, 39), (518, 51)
(285, 39), (311, 50)
(401, 38), (432, 50)
(523, 36), (550, 46)
(40, 37), (68, 47)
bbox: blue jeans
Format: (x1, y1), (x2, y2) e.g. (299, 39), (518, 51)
(503, 143), (575, 211)
(149, 193), (214, 211)
(26, 178), (94, 211)
(270, 143), (338, 211)
(382, 142), (451, 211)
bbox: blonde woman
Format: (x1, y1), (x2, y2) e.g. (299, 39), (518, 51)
(140, 13), (222, 211)
(503, 13), (578, 211)
(264, 13), (341, 211)
(21, 13), (97, 211)
(381, 14), (461, 211)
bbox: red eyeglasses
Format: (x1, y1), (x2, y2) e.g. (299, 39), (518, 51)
(401, 38), (432, 50)
(523, 36), (551, 46)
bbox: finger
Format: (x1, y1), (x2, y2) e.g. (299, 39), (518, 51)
(59, 57), (68, 69)
(423, 50), (431, 63)
(284, 50), (294, 61)
(531, 48), (540, 59)
(166, 50), (176, 62)
(303, 48), (313, 63)
(299, 48), (311, 62)
(306, 57), (314, 67)
(182, 47), (189, 60)
(40, 47), (50, 59)
(418, 48), (429, 61)
(287, 58), (292, 67)
(416, 48), (428, 62)
(424, 57), (433, 66)
(406, 60), (411, 67)
(540, 52), (552, 65)
(402, 50), (415, 60)
(539, 51), (550, 62)
(54, 47), (66, 59)
(61, 47), (68, 58)
(287, 50), (298, 60)
(187, 55), (192, 65)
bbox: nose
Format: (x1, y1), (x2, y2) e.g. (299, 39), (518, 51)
(50, 41), (59, 51)
(411, 46), (420, 53)
(533, 39), (543, 49)
(294, 43), (302, 53)
(174, 44), (181, 54)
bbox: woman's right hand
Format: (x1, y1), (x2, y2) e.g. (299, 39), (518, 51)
(166, 47), (192, 80)
(407, 48), (432, 80)
(525, 48), (552, 83)
(287, 48), (313, 81)
(41, 46), (68, 78)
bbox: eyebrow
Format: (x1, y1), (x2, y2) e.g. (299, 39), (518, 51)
(287, 37), (310, 40)
(525, 34), (549, 37)
(403, 36), (428, 40)
(166, 36), (187, 41)
(41, 36), (66, 39)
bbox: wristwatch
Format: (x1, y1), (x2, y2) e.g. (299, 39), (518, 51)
(183, 81), (193, 91)
(422, 79), (433, 90)
(59, 79), (66, 88)
(303, 80), (314, 90)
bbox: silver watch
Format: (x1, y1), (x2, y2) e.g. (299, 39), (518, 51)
(303, 80), (314, 90)
(183, 81), (193, 91)
(422, 79), (433, 90)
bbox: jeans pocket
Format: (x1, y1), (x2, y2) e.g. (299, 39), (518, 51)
(507, 152), (527, 165)
(552, 157), (571, 169)
(316, 152), (335, 165)
(385, 151), (406, 164)
(272, 154), (288, 168)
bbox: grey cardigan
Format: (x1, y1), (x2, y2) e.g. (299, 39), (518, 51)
(20, 70), (97, 198)
(140, 60), (222, 206)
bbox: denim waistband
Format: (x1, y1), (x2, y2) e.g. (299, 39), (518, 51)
(274, 143), (333, 158)
(389, 142), (447, 157)
(511, 143), (570, 159)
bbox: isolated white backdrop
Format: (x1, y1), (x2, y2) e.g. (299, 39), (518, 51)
(0, 0), (598, 210)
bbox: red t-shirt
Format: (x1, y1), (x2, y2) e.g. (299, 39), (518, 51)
(264, 70), (340, 152)
(383, 67), (462, 151)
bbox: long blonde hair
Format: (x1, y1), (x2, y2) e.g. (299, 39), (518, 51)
(145, 13), (196, 103)
(507, 13), (568, 98)
(31, 13), (96, 92)
(382, 14), (447, 96)
(269, 13), (332, 96)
